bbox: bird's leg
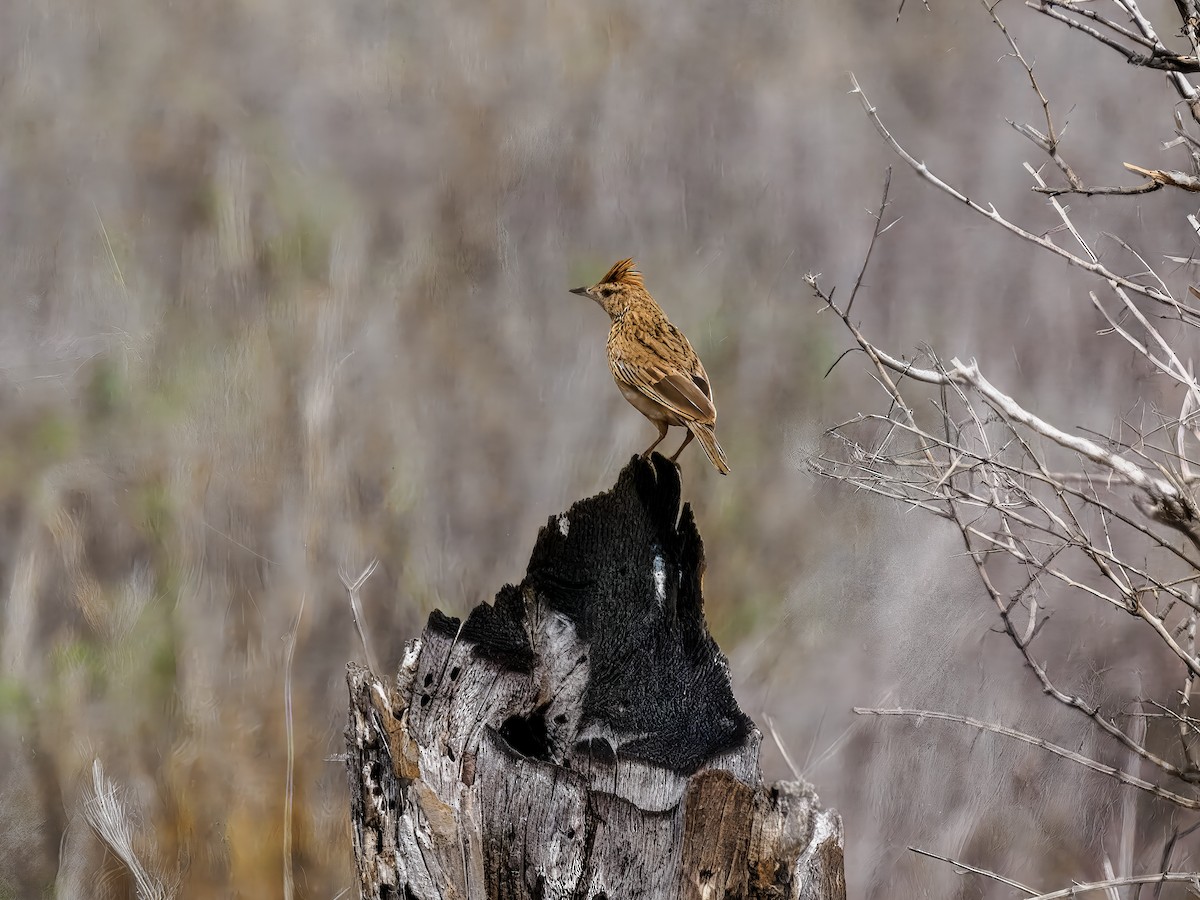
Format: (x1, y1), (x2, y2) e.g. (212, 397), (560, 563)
(642, 422), (669, 457)
(669, 429), (694, 462)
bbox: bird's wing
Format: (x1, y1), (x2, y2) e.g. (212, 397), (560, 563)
(655, 370), (715, 421)
(612, 326), (717, 424)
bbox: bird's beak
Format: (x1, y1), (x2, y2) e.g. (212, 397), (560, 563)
(569, 286), (590, 297)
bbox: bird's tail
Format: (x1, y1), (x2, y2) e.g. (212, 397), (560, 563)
(690, 422), (730, 475)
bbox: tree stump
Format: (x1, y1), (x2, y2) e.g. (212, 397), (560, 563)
(345, 454), (845, 899)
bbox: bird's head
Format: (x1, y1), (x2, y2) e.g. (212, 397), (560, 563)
(569, 258), (646, 318)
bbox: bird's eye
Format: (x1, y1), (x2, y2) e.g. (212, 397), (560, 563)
(600, 287), (614, 297)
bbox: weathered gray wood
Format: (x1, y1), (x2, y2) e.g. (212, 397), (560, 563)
(346, 454), (845, 899)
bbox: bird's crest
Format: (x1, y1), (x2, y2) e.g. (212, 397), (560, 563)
(600, 258), (644, 288)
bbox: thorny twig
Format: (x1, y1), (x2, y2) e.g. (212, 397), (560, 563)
(854, 707), (1200, 809)
(818, 1), (1200, 890)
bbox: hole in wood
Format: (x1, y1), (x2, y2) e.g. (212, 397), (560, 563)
(449, 666), (460, 681)
(498, 704), (553, 761)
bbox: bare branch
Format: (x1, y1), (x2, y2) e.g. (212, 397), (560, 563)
(846, 73), (1200, 320)
(1027, 1), (1151, 62)
(847, 168), (895, 318)
(1174, 0), (1200, 57)
(1024, 872), (1200, 900)
(1028, 0), (1200, 110)
(908, 846), (1040, 895)
(1023, 163), (1200, 404)
(1033, 179), (1162, 198)
(854, 707), (1200, 809)
(983, 0), (1083, 189)
(821, 17), (1200, 886)
(812, 310), (1196, 523)
(1181, 598), (1200, 774)
(1124, 161), (1200, 191)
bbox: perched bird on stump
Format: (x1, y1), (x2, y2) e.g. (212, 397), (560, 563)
(570, 258), (730, 474)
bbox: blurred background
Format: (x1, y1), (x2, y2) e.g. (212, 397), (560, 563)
(2, 0), (1199, 895)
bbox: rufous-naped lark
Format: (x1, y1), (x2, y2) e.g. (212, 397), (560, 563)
(570, 258), (729, 474)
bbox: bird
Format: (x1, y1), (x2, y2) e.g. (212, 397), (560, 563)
(569, 258), (730, 474)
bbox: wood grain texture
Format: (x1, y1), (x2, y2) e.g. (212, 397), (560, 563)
(346, 454), (844, 899)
